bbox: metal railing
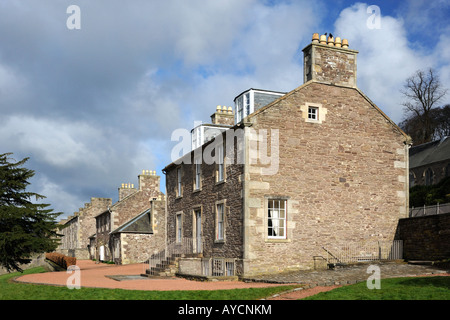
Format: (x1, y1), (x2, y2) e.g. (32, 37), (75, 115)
(409, 203), (450, 218)
(202, 258), (236, 277)
(147, 237), (193, 272)
(322, 240), (403, 266)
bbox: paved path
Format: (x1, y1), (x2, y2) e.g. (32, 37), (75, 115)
(14, 260), (449, 294)
(244, 261), (450, 286)
(14, 260), (284, 291)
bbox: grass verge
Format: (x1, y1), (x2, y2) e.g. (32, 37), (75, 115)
(302, 276), (450, 300)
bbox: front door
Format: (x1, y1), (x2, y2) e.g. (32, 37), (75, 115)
(195, 210), (202, 254)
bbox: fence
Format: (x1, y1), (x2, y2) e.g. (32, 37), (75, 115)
(322, 240), (403, 266)
(202, 258), (237, 277)
(409, 203), (450, 218)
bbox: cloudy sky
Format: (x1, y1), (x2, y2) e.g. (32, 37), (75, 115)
(1, 0), (449, 220)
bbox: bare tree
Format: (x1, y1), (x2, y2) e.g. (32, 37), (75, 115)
(401, 68), (447, 145)
(434, 104), (450, 140)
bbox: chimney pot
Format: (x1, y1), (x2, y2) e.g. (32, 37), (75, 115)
(312, 33), (319, 43)
(327, 36), (334, 46)
(342, 39), (349, 48)
(319, 34), (327, 44)
(334, 37), (342, 47)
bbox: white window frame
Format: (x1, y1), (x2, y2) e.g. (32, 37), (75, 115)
(308, 106), (319, 121)
(194, 158), (201, 191)
(177, 167), (182, 197)
(217, 144), (224, 182)
(267, 199), (287, 239)
(301, 102), (327, 124)
(176, 213), (183, 243)
(236, 96), (244, 123)
(244, 92), (251, 117)
(216, 203), (225, 241)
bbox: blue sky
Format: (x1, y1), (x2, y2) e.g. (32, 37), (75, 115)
(0, 0), (449, 220)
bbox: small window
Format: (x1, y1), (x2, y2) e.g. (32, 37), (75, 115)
(308, 106), (318, 121)
(194, 158), (201, 191)
(244, 92), (251, 116)
(217, 144), (224, 182)
(177, 167), (182, 197)
(301, 103), (326, 124)
(268, 199), (286, 239)
(176, 213), (182, 243)
(236, 96), (244, 123)
(425, 168), (434, 186)
(216, 203), (225, 241)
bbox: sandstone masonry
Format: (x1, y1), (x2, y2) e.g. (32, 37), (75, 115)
(163, 33), (411, 277)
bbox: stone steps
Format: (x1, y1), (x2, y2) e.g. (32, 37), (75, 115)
(142, 253), (202, 277)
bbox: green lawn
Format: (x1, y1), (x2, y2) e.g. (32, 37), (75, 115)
(0, 267), (298, 300)
(302, 276), (450, 300)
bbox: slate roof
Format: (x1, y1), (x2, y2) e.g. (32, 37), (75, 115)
(410, 137), (450, 169)
(111, 208), (152, 234)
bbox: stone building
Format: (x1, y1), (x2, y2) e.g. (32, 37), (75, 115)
(94, 170), (165, 264)
(409, 137), (450, 187)
(162, 33), (411, 277)
(57, 197), (112, 259)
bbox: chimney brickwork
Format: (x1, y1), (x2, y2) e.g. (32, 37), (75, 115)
(210, 105), (234, 126)
(303, 33), (358, 87)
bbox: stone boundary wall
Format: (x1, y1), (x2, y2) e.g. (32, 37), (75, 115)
(396, 212), (450, 261)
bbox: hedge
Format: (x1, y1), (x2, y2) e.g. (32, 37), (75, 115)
(45, 252), (76, 270)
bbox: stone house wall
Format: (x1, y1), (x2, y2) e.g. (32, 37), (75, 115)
(242, 81), (410, 275)
(57, 197), (111, 259)
(165, 132), (245, 261)
(58, 216), (78, 251)
(114, 197), (167, 264)
(111, 173), (162, 230)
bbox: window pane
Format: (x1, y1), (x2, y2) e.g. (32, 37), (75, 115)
(217, 204), (224, 240)
(268, 199), (287, 239)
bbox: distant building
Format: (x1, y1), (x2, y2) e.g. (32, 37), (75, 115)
(94, 170), (165, 264)
(409, 137), (450, 187)
(57, 197), (112, 259)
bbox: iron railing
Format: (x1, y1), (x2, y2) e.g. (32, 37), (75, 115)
(202, 258), (237, 277)
(409, 203), (450, 218)
(322, 240), (403, 266)
(147, 237), (193, 272)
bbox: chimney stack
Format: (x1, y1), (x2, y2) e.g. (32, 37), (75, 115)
(303, 33), (358, 87)
(210, 105), (234, 126)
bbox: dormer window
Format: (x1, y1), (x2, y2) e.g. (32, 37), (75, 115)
(235, 92), (251, 123)
(234, 89), (286, 124)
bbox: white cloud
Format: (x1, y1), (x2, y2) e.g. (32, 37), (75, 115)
(31, 175), (84, 218)
(333, 3), (433, 123)
(0, 116), (104, 169)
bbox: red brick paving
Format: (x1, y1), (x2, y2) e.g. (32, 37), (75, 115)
(14, 260), (287, 291)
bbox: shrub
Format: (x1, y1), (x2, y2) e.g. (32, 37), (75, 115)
(45, 252), (76, 270)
